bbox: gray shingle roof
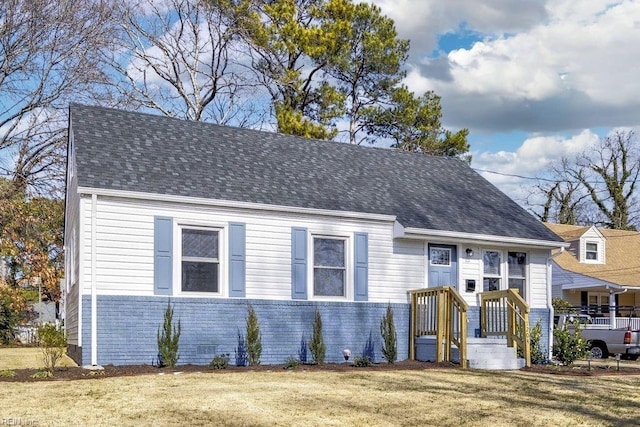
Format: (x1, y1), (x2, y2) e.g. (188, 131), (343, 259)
(69, 104), (562, 242)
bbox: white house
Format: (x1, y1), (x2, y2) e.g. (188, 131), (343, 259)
(64, 104), (564, 366)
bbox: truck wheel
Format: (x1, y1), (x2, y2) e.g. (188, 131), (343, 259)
(590, 343), (608, 359)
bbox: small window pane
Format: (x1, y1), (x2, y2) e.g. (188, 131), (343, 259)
(430, 248), (451, 266)
(182, 229), (218, 258)
(314, 238), (345, 267)
(314, 268), (345, 296)
(182, 261), (218, 292)
(483, 251), (501, 275)
(508, 252), (526, 278)
(586, 243), (598, 251)
(508, 278), (525, 295)
(483, 278), (500, 292)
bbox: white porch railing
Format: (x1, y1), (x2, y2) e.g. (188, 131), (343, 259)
(591, 317), (640, 330)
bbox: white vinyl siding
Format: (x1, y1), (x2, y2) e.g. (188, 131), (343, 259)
(78, 196), (417, 303)
(75, 195), (553, 307)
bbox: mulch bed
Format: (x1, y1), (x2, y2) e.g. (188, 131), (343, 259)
(2, 359), (639, 382)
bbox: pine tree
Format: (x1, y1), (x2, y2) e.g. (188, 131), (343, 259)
(380, 303), (397, 363)
(246, 304), (262, 366)
(309, 308), (325, 364)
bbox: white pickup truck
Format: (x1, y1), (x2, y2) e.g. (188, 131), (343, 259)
(555, 314), (640, 360)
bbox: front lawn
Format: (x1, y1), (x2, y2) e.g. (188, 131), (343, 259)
(1, 366), (639, 426)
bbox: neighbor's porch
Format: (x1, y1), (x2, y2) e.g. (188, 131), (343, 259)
(409, 287), (532, 369)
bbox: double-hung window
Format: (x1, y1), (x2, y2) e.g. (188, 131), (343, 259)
(181, 228), (220, 293)
(585, 242), (598, 261)
(313, 237), (346, 297)
(483, 250), (501, 291)
(507, 252), (527, 296)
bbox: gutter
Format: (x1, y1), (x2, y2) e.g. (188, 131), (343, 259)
(547, 247), (565, 360)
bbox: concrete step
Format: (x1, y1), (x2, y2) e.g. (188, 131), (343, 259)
(415, 336), (525, 370)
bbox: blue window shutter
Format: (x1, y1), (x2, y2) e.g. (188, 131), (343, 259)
(354, 232), (368, 301)
(291, 228), (308, 300)
(154, 216), (173, 296)
(229, 222), (246, 297)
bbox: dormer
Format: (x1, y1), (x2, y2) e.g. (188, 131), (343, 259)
(576, 226), (605, 264)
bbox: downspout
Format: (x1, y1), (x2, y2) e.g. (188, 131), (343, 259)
(546, 247), (565, 360)
(91, 193), (98, 366)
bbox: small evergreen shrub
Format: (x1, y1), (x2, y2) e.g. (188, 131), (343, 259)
(298, 337), (308, 364)
(362, 331), (375, 363)
(235, 331), (248, 367)
(380, 303), (397, 363)
(157, 300), (181, 368)
(530, 319), (548, 364)
(0, 369), (16, 377)
(245, 305), (262, 366)
(353, 356), (372, 367)
(37, 323), (67, 372)
(210, 353), (230, 370)
(552, 298), (577, 314)
(283, 356), (299, 370)
(309, 308), (325, 364)
(553, 319), (590, 366)
(30, 370), (53, 379)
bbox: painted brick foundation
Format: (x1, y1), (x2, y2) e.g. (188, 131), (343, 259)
(79, 295), (410, 366)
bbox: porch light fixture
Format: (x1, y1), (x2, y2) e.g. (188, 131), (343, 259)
(466, 248), (474, 258)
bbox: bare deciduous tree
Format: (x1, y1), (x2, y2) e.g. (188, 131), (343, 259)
(570, 131), (640, 230)
(108, 0), (265, 126)
(0, 0), (117, 195)
(528, 131), (640, 230)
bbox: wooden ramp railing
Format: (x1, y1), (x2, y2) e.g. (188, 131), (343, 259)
(409, 286), (468, 368)
(480, 289), (531, 367)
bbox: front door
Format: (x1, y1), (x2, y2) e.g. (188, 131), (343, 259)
(428, 244), (458, 287)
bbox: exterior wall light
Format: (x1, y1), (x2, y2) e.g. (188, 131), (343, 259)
(466, 248), (474, 257)
(343, 348), (351, 361)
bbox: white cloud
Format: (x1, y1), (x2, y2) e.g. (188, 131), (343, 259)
(381, 0), (640, 134)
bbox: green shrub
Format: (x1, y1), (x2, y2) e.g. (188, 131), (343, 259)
(30, 370), (53, 379)
(0, 285), (30, 344)
(210, 353), (230, 370)
(157, 300), (181, 368)
(552, 298), (576, 314)
(0, 369), (16, 377)
(309, 308), (325, 364)
(37, 323), (67, 372)
(246, 305), (262, 366)
(353, 356), (372, 367)
(380, 303), (397, 363)
(283, 357), (299, 370)
(553, 319), (590, 366)
(530, 319), (548, 364)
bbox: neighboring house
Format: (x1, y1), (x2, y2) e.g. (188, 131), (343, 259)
(546, 223), (640, 316)
(64, 104), (564, 366)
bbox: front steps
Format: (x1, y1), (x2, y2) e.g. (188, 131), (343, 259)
(415, 336), (526, 370)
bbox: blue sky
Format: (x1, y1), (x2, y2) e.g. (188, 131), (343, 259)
(369, 0), (640, 203)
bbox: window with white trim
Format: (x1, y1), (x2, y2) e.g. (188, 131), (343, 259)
(585, 242), (598, 261)
(181, 228), (220, 293)
(483, 250), (501, 291)
(313, 237), (346, 297)
(507, 252), (527, 296)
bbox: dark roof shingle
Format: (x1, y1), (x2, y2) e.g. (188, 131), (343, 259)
(70, 104), (562, 242)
